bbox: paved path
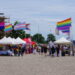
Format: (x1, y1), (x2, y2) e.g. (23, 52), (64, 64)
(0, 54), (75, 75)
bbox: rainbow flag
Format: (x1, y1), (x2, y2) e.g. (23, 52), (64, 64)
(0, 22), (5, 30)
(57, 18), (71, 33)
(4, 24), (12, 32)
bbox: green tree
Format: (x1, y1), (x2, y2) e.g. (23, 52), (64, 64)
(14, 21), (19, 26)
(25, 34), (31, 38)
(32, 33), (45, 43)
(0, 29), (5, 39)
(6, 30), (26, 39)
(47, 34), (56, 42)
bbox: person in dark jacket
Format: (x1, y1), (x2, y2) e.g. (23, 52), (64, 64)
(40, 44), (44, 54)
(51, 46), (55, 56)
(21, 44), (26, 56)
(43, 44), (48, 56)
(56, 45), (60, 57)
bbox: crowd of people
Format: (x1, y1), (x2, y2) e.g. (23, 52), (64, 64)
(0, 41), (73, 57)
(39, 41), (71, 57)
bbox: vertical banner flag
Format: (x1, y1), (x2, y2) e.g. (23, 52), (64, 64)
(57, 18), (71, 34)
(0, 22), (5, 30)
(4, 24), (12, 32)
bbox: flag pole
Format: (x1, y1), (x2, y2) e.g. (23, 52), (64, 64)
(70, 19), (74, 56)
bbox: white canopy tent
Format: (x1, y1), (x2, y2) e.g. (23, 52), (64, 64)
(0, 37), (14, 44)
(54, 37), (72, 44)
(15, 37), (26, 44)
(54, 37), (75, 56)
(0, 37), (26, 44)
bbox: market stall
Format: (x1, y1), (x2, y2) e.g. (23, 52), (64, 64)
(0, 37), (26, 56)
(54, 37), (74, 56)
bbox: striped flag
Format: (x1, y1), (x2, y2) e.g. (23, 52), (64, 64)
(14, 22), (30, 30)
(4, 24), (12, 32)
(0, 22), (5, 30)
(57, 18), (71, 33)
(25, 23), (30, 30)
(14, 22), (26, 30)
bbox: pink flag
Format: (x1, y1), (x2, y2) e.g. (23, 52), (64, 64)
(0, 22), (5, 30)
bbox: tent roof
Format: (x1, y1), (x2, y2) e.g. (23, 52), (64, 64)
(22, 38), (32, 43)
(22, 38), (37, 45)
(54, 37), (72, 44)
(16, 37), (26, 44)
(0, 37), (26, 44)
(0, 37), (14, 44)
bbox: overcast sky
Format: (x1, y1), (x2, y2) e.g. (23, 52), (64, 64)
(0, 0), (75, 40)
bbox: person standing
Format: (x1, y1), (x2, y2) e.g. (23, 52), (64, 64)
(48, 41), (54, 56)
(40, 44), (44, 54)
(43, 44), (48, 56)
(21, 44), (26, 56)
(33, 46), (37, 54)
(56, 45), (60, 57)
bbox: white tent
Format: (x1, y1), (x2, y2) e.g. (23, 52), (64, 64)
(7, 37), (15, 44)
(0, 37), (26, 44)
(15, 37), (26, 44)
(54, 37), (72, 44)
(8, 37), (25, 44)
(0, 37), (14, 44)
